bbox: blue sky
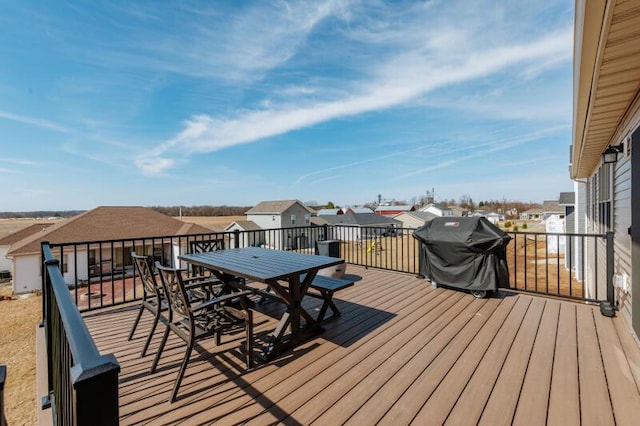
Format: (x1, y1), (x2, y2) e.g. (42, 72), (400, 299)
(1, 0), (575, 211)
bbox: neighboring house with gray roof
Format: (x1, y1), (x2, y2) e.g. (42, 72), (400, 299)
(5, 206), (213, 294)
(394, 211), (439, 230)
(317, 208), (344, 216)
(224, 220), (265, 248)
(520, 208), (543, 220)
(246, 200), (316, 249)
(344, 207), (374, 214)
(320, 213), (400, 241)
(542, 200), (564, 220)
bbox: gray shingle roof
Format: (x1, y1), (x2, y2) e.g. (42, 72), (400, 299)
(558, 192), (575, 205)
(319, 213), (399, 226)
(246, 200), (314, 214)
(7, 206), (212, 256)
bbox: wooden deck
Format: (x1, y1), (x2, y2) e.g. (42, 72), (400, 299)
(83, 266), (640, 425)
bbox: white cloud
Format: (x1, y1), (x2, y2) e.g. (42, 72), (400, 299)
(0, 110), (73, 133)
(139, 25), (573, 174)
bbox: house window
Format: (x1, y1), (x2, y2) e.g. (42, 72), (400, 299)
(305, 214), (311, 225)
(291, 214), (296, 225)
(592, 163), (613, 233)
(89, 249), (97, 266)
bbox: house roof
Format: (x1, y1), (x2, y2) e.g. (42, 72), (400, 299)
(522, 208), (543, 215)
(0, 222), (55, 246)
(542, 200), (562, 213)
(246, 200), (314, 215)
(7, 206), (212, 256)
(320, 213), (400, 226)
(398, 211), (439, 222)
(345, 207), (374, 214)
(558, 192), (575, 206)
(224, 220), (262, 231)
(317, 208), (343, 216)
(572, 0), (640, 178)
(374, 205), (414, 213)
(310, 216), (331, 226)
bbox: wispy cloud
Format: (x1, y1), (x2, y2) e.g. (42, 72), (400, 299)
(139, 24), (572, 174)
(394, 125), (569, 179)
(0, 111), (73, 133)
(0, 158), (39, 167)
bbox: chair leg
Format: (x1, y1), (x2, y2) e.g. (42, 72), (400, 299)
(141, 308), (161, 357)
(245, 310), (253, 369)
(150, 324), (170, 374)
(128, 304), (145, 340)
(170, 340), (194, 403)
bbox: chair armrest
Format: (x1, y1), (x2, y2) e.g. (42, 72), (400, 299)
(190, 290), (254, 312)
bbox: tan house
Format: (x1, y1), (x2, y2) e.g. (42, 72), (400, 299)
(571, 0), (640, 337)
(5, 206), (211, 294)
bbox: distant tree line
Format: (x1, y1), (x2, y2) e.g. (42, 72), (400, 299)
(150, 205), (252, 217)
(0, 210), (85, 219)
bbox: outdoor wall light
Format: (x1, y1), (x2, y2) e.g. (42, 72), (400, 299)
(602, 144), (624, 164)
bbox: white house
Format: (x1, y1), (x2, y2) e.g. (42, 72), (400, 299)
(319, 213), (400, 242)
(5, 206), (212, 294)
(224, 220), (265, 248)
(393, 211), (438, 230)
(245, 200), (315, 250)
(419, 203), (453, 217)
(571, 0), (640, 338)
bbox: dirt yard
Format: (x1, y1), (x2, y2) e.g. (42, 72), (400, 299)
(0, 215), (244, 425)
(0, 283), (39, 426)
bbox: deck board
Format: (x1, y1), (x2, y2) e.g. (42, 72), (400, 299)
(81, 265), (640, 425)
(547, 303), (581, 425)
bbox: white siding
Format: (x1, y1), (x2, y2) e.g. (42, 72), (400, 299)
(613, 127), (634, 326)
(0, 246), (11, 271)
(14, 254), (41, 293)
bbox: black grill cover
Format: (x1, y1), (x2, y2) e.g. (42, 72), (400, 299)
(413, 217), (511, 291)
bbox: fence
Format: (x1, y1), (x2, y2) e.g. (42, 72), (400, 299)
(41, 242), (120, 425)
(43, 226), (613, 312)
(0, 364), (5, 426)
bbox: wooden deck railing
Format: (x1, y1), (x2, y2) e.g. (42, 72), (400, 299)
(41, 242), (120, 425)
(0, 364), (6, 426)
(44, 225), (614, 313)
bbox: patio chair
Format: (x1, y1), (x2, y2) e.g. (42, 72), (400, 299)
(128, 252), (210, 358)
(187, 239), (228, 292)
(151, 262), (254, 403)
(128, 252), (168, 357)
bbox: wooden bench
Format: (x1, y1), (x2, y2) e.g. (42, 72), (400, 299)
(307, 275), (355, 322)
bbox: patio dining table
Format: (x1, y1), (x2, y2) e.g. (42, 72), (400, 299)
(179, 247), (344, 361)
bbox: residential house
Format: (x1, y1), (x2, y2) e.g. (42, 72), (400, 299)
(419, 203), (453, 217)
(375, 205), (415, 216)
(571, 0), (640, 337)
(344, 207), (374, 214)
(519, 208), (543, 220)
(224, 220), (265, 248)
(5, 206), (212, 294)
(0, 222), (54, 272)
(447, 206), (468, 217)
(319, 213), (400, 241)
(393, 211), (439, 230)
(484, 212), (506, 224)
(317, 208), (344, 215)
(542, 200), (564, 220)
(246, 200), (315, 249)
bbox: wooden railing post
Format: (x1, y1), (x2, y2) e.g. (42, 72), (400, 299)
(72, 355), (120, 425)
(0, 364), (6, 426)
(600, 231), (616, 317)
